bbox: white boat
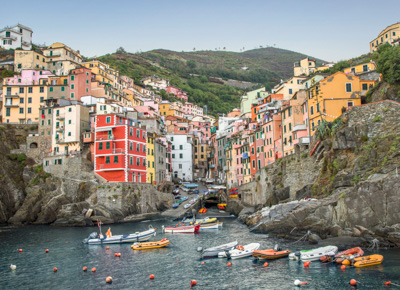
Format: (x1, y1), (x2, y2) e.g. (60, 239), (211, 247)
(83, 226), (156, 245)
(289, 245), (338, 261)
(198, 241), (238, 258)
(199, 222), (223, 230)
(184, 203), (191, 209)
(162, 224), (200, 233)
(218, 243), (261, 259)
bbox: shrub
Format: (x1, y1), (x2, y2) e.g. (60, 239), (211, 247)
(361, 135), (369, 142)
(301, 153), (308, 158)
(373, 116), (382, 122)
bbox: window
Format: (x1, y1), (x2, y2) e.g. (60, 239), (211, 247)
(345, 83), (352, 92)
(179, 153), (183, 158)
(136, 158), (140, 166)
(71, 93), (74, 99)
(136, 129), (140, 138)
(20, 97), (24, 104)
(61, 87), (65, 92)
(106, 116), (111, 123)
(172, 145), (175, 150)
(71, 84), (74, 90)
(362, 83), (368, 90)
(289, 88), (293, 94)
(129, 127), (133, 136)
(252, 160), (255, 168)
(6, 108), (10, 117)
(40, 97), (44, 103)
(28, 87), (33, 93)
(172, 154), (175, 158)
(394, 32), (396, 36)
(137, 143), (140, 151)
(114, 156), (118, 163)
(99, 143), (103, 150)
(363, 65), (368, 72)
(130, 157), (133, 165)
(143, 145), (146, 153)
(179, 145), (183, 150)
(347, 101), (354, 107)
(28, 107), (31, 114)
(312, 122), (315, 131)
(50, 87), (53, 92)
(143, 159), (146, 166)
(289, 123), (292, 131)
(105, 142), (110, 150)
(71, 75), (75, 81)
(143, 131), (146, 139)
(310, 106), (314, 115)
(19, 87), (24, 94)
(68, 132), (71, 136)
(28, 97), (32, 103)
(170, 137), (174, 141)
(19, 108), (24, 114)
(316, 103), (320, 113)
(105, 156), (110, 164)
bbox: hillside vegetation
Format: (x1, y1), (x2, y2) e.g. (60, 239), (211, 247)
(97, 47), (324, 115)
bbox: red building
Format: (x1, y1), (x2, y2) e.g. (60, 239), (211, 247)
(69, 67), (94, 101)
(94, 114), (147, 182)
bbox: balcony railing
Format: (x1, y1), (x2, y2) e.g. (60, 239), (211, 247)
(5, 93), (19, 98)
(112, 148), (124, 154)
(56, 114), (65, 120)
(96, 135), (114, 141)
(298, 137), (310, 145)
(4, 103), (19, 107)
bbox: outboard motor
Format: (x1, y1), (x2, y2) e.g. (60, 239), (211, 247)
(295, 251), (301, 258)
(197, 247), (203, 252)
(274, 244), (281, 251)
(83, 232), (98, 244)
(225, 250), (231, 260)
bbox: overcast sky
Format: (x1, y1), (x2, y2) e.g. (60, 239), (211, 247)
(2, 0), (399, 62)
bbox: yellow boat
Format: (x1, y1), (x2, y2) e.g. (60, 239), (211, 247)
(195, 217), (217, 225)
(131, 238), (170, 250)
(353, 254), (383, 268)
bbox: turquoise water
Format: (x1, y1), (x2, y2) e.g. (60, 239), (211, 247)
(1, 218), (400, 289)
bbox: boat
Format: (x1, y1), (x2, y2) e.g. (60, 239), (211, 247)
(218, 243), (261, 259)
(320, 247), (364, 263)
(253, 249), (291, 260)
(195, 217), (217, 224)
(83, 225), (156, 245)
(174, 195), (182, 199)
(217, 203), (227, 210)
(162, 224), (200, 233)
(172, 202), (180, 209)
(184, 203), (191, 209)
(289, 246), (338, 261)
(198, 241), (238, 258)
(229, 188), (238, 198)
(131, 238), (170, 250)
(342, 254), (384, 267)
(180, 196), (188, 202)
(199, 222), (223, 230)
(199, 208), (207, 213)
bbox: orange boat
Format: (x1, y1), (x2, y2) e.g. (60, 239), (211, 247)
(320, 247), (364, 263)
(253, 249), (291, 260)
(199, 208), (207, 213)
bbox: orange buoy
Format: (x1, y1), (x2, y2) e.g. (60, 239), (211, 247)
(350, 279), (357, 286)
(227, 262), (232, 267)
(83, 266), (87, 272)
(45, 249), (49, 253)
(114, 253), (121, 257)
(149, 274), (155, 279)
(18, 249), (22, 252)
(384, 281), (392, 286)
(106, 246), (110, 250)
(201, 262), (205, 265)
(154, 228), (157, 231)
(183, 223), (185, 226)
(91, 267), (96, 272)
(304, 261), (311, 267)
(264, 262), (269, 267)
(106, 276), (113, 284)
(176, 224), (178, 226)
(341, 265), (346, 270)
(53, 267), (58, 272)
(191, 279), (197, 286)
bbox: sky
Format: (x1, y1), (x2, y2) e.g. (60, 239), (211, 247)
(1, 0), (400, 62)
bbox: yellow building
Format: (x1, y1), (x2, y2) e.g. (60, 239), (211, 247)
(370, 23), (400, 53)
(146, 133), (156, 184)
(159, 101), (184, 118)
(307, 72), (376, 135)
(294, 57), (316, 76)
(2, 78), (49, 124)
(14, 50), (47, 72)
(343, 62), (377, 75)
(273, 76), (307, 100)
(42, 42), (82, 76)
(82, 60), (114, 86)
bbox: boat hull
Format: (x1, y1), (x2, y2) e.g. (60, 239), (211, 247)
(289, 246), (338, 261)
(131, 239), (170, 250)
(253, 249), (290, 260)
(86, 229), (156, 245)
(164, 225), (200, 233)
(201, 241), (238, 258)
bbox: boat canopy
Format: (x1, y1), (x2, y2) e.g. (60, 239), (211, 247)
(182, 183), (199, 188)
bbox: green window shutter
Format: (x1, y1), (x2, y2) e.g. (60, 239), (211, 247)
(106, 142), (110, 149)
(105, 156), (110, 164)
(99, 143), (103, 150)
(114, 156), (118, 163)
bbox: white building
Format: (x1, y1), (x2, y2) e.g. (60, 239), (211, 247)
(167, 134), (193, 181)
(0, 24), (33, 50)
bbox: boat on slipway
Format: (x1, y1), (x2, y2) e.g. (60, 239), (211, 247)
(199, 222), (223, 230)
(218, 243), (261, 259)
(198, 241), (238, 259)
(83, 226), (156, 245)
(162, 224), (200, 233)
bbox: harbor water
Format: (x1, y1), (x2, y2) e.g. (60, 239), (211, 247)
(1, 217), (400, 289)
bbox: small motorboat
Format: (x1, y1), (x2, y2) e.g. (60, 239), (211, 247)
(218, 243), (261, 259)
(195, 217), (217, 225)
(253, 247), (291, 260)
(199, 208), (207, 213)
(180, 196), (188, 202)
(342, 254), (384, 267)
(174, 195), (182, 199)
(199, 222), (223, 230)
(162, 224), (200, 233)
(320, 247), (364, 263)
(131, 238), (170, 250)
(184, 203), (191, 209)
(289, 246), (338, 261)
(172, 202), (180, 209)
(198, 241), (238, 258)
(83, 225), (156, 245)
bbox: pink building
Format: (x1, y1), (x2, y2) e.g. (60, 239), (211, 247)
(5, 70), (53, 85)
(166, 86), (188, 101)
(263, 114), (282, 165)
(142, 100), (159, 112)
(69, 67), (94, 101)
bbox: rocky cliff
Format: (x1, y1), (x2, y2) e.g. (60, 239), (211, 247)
(0, 125), (174, 226)
(232, 100), (400, 247)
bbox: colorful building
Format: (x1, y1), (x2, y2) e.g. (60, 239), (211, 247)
(343, 62), (377, 75)
(0, 24), (32, 50)
(294, 57), (316, 76)
(370, 22), (400, 53)
(69, 67), (94, 101)
(146, 132), (156, 184)
(14, 50), (47, 72)
(94, 114), (147, 182)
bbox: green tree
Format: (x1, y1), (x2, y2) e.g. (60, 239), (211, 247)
(186, 60), (197, 70)
(373, 43), (400, 85)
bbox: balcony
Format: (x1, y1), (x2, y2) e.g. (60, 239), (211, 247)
(5, 94), (19, 98)
(293, 124), (307, 132)
(56, 126), (64, 132)
(298, 137), (310, 145)
(96, 157), (126, 171)
(4, 102), (19, 107)
(112, 148), (124, 154)
(96, 134), (115, 141)
(56, 114), (65, 120)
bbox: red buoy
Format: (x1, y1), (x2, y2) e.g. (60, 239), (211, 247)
(106, 276), (113, 284)
(150, 274), (155, 279)
(53, 267), (58, 272)
(227, 262), (232, 267)
(350, 279), (357, 286)
(341, 265), (346, 270)
(18, 249), (22, 252)
(83, 266), (87, 272)
(304, 261), (311, 267)
(264, 262), (269, 267)
(201, 262), (205, 265)
(45, 249), (49, 253)
(106, 246), (110, 250)
(91, 267), (96, 272)
(191, 279), (197, 286)
(384, 281), (392, 286)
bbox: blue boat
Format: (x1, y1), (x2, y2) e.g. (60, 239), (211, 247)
(173, 202), (180, 209)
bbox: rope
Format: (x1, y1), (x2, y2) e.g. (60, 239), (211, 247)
(368, 238), (379, 250)
(292, 230), (311, 244)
